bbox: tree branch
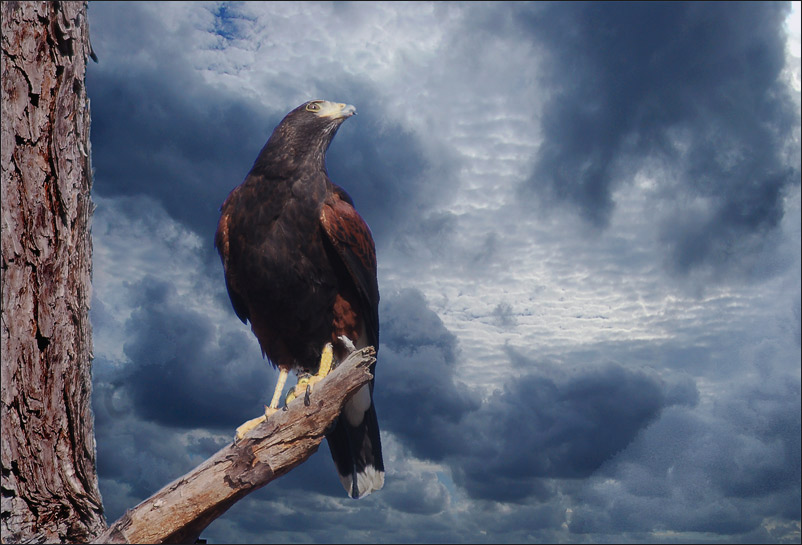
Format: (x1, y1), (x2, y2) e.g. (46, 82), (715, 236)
(95, 347), (377, 544)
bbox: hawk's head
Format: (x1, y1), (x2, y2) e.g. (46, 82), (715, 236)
(261, 99), (357, 170)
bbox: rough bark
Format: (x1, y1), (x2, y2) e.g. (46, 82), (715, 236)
(1, 1), (103, 543)
(96, 348), (377, 545)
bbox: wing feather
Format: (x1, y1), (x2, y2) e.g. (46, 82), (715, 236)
(319, 187), (379, 346)
(214, 193), (250, 324)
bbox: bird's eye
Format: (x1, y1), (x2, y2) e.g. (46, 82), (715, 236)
(306, 101), (322, 112)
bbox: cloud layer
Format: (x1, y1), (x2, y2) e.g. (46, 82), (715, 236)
(86, 2), (800, 543)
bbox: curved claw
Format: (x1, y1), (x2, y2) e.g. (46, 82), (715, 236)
(235, 406), (278, 440)
(235, 415), (265, 440)
(286, 374), (311, 406)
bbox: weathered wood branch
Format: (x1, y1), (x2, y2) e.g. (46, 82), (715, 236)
(95, 347), (376, 544)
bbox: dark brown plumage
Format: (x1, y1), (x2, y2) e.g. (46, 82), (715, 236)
(215, 99), (384, 498)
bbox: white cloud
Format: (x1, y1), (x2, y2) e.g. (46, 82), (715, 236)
(784, 2), (801, 93)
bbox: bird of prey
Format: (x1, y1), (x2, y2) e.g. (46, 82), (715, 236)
(214, 100), (384, 499)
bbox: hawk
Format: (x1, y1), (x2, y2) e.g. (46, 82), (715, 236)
(214, 100), (384, 498)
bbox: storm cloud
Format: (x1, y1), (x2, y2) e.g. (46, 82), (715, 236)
(521, 2), (799, 276)
(86, 2), (800, 543)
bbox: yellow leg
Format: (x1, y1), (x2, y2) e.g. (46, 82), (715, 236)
(267, 367), (289, 411)
(312, 342), (334, 382)
(286, 343), (334, 406)
(235, 367), (289, 440)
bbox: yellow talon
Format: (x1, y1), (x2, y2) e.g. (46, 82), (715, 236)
(285, 343), (335, 408)
(235, 344), (336, 439)
(286, 375), (310, 405)
(235, 415), (263, 440)
(306, 342), (334, 390)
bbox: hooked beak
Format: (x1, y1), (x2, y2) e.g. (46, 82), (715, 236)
(317, 101), (357, 119)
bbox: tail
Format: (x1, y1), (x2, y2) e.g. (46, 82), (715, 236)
(326, 381), (384, 498)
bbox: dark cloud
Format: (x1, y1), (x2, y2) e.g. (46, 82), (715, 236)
(381, 471), (450, 516)
(568, 374), (800, 538)
(519, 2), (799, 275)
(708, 379), (801, 501)
(452, 358), (677, 503)
(376, 289), (481, 461)
(267, 439), (362, 500)
(112, 277), (272, 429)
(88, 64), (272, 245)
(91, 376), (221, 522)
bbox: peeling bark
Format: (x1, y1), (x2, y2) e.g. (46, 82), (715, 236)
(1, 2), (103, 542)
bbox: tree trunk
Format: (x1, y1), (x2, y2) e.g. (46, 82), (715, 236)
(1, 2), (104, 543)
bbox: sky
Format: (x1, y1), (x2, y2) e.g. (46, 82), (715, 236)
(85, 2), (800, 543)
